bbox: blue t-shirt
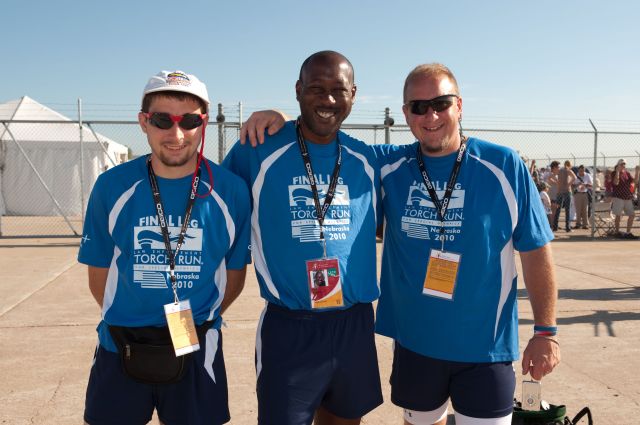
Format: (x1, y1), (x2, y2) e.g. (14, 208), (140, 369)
(78, 155), (251, 352)
(373, 138), (553, 362)
(223, 121), (381, 310)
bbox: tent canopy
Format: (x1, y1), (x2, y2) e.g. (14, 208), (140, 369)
(0, 96), (129, 216)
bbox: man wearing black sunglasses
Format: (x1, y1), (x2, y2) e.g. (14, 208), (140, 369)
(224, 51), (383, 425)
(78, 70), (251, 425)
(243, 63), (560, 425)
(371, 64), (560, 425)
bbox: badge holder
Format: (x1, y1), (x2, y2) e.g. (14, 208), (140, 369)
(306, 236), (344, 309)
(423, 228), (461, 300)
(164, 270), (200, 356)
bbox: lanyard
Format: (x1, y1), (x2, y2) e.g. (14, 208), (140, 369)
(147, 156), (201, 303)
(415, 139), (466, 250)
(295, 117), (342, 257)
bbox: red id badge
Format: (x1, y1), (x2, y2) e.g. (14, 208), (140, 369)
(306, 257), (344, 309)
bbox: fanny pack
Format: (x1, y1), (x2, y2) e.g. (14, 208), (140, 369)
(108, 321), (213, 385)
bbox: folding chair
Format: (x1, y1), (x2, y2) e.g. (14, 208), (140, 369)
(592, 201), (615, 237)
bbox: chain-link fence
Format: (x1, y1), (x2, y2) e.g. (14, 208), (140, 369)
(1, 118), (638, 237)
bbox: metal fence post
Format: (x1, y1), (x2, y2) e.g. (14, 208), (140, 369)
(216, 103), (225, 163)
(78, 98), (86, 224)
(238, 102), (243, 141)
(384, 107), (394, 145)
(589, 119), (598, 238)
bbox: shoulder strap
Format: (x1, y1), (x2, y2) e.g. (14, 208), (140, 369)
(570, 406), (593, 425)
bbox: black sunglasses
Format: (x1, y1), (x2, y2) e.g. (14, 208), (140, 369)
(406, 94), (459, 115)
(143, 112), (206, 130)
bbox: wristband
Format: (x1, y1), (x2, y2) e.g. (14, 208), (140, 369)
(534, 325), (557, 336)
(531, 335), (559, 346)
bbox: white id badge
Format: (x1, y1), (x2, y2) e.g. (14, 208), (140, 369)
(522, 380), (542, 411)
(163, 299), (200, 356)
(422, 249), (461, 300)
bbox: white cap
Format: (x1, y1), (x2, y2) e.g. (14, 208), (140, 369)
(142, 70), (210, 106)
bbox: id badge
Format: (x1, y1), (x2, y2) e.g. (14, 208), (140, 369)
(423, 249), (461, 300)
(163, 299), (200, 356)
(306, 257), (344, 309)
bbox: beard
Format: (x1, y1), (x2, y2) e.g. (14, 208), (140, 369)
(158, 151), (193, 167)
(420, 134), (454, 155)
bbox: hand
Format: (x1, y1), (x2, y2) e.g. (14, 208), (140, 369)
(521, 336), (560, 381)
(240, 110), (289, 147)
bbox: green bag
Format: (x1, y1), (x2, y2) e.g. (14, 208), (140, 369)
(512, 399), (593, 425)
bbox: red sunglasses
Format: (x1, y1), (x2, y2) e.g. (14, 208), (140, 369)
(143, 112), (207, 130)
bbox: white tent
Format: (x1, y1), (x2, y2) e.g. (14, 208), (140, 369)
(0, 96), (128, 216)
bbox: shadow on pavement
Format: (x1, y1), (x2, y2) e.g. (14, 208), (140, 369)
(520, 310), (640, 337)
(518, 287), (640, 302)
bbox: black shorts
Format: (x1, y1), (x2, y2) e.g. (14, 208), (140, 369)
(84, 329), (229, 425)
(391, 342), (515, 420)
(256, 302), (383, 425)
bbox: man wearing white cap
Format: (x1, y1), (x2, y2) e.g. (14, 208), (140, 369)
(78, 70), (251, 424)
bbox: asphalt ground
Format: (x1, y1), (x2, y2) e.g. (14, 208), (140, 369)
(0, 228), (638, 424)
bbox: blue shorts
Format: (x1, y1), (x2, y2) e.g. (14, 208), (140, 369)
(84, 329), (229, 425)
(390, 342), (515, 419)
(256, 302), (383, 425)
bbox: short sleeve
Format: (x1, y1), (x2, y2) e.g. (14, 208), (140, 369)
(78, 174), (115, 267)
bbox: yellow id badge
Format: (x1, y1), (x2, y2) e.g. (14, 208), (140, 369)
(306, 257), (344, 309)
(423, 249), (461, 300)
(163, 299), (200, 356)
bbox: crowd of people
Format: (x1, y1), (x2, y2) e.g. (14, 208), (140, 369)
(526, 158), (639, 239)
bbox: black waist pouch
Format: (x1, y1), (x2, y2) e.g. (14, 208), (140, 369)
(108, 321), (213, 385)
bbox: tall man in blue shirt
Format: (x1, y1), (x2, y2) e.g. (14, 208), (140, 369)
(224, 51), (383, 425)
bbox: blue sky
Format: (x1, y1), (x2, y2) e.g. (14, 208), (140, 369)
(2, 0), (639, 132)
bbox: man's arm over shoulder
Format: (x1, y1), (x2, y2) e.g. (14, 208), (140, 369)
(369, 143), (404, 162)
(369, 143), (414, 181)
(240, 110), (289, 147)
(519, 244), (561, 381)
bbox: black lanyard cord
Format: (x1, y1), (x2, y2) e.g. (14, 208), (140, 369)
(147, 157), (201, 302)
(415, 139), (467, 247)
(295, 118), (342, 252)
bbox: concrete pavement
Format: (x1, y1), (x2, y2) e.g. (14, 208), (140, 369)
(0, 233), (638, 424)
